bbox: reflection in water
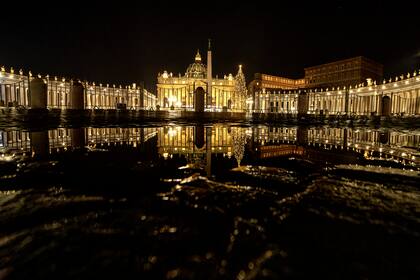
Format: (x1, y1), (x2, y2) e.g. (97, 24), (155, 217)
(30, 131), (49, 157)
(157, 125), (419, 169)
(0, 124), (420, 279)
(194, 125), (205, 149)
(231, 127), (248, 167)
(0, 126), (419, 168)
(71, 128), (85, 149)
(206, 126), (212, 177)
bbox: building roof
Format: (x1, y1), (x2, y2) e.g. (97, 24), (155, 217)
(304, 56), (383, 71)
(185, 50), (206, 78)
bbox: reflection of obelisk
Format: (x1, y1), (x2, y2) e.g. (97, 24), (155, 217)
(194, 125), (205, 149)
(205, 126), (212, 177)
(140, 128), (145, 144)
(343, 128), (348, 148)
(207, 39), (212, 109)
(30, 131), (49, 157)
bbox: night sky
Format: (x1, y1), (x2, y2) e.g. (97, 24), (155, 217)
(1, 0), (419, 92)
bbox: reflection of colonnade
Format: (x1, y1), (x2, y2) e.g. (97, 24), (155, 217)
(156, 125), (248, 175)
(248, 125), (419, 150)
(156, 125), (419, 167)
(86, 127), (157, 146)
(1, 126), (418, 166)
(254, 126), (419, 166)
(0, 127), (157, 157)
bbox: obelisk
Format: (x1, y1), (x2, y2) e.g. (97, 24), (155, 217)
(207, 39), (212, 109)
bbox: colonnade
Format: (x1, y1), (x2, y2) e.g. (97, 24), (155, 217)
(156, 84), (234, 111)
(253, 90), (298, 114)
(253, 70), (420, 116)
(0, 67), (156, 110)
(2, 65), (419, 115)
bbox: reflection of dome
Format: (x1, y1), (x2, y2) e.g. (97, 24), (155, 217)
(185, 50), (206, 79)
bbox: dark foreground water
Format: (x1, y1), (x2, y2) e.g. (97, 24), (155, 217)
(0, 124), (419, 279)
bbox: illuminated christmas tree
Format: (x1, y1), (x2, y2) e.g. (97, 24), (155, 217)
(231, 127), (247, 167)
(234, 65), (247, 111)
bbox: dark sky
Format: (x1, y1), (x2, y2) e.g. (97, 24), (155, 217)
(1, 0), (420, 92)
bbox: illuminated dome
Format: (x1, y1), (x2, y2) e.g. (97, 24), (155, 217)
(185, 50), (206, 78)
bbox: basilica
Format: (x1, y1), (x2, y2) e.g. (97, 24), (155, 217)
(156, 41), (247, 112)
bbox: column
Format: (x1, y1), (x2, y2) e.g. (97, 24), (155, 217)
(355, 95), (358, 114)
(409, 91), (414, 115)
(364, 96), (367, 115)
(298, 91), (309, 116)
(355, 96), (359, 115)
(70, 81), (85, 110)
(398, 94), (402, 114)
(0, 84), (4, 105)
(29, 78), (47, 109)
(162, 88), (165, 108)
(391, 93), (394, 114)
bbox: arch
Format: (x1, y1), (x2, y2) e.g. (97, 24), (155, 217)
(381, 96), (391, 116)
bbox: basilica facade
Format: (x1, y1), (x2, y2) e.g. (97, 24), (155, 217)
(156, 42), (247, 112)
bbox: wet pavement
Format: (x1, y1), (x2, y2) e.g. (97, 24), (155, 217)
(0, 123), (419, 279)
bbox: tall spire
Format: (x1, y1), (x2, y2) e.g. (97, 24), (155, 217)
(206, 39), (213, 107)
(207, 39), (212, 108)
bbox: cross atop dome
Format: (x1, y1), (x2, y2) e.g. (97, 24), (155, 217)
(195, 49), (202, 62)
